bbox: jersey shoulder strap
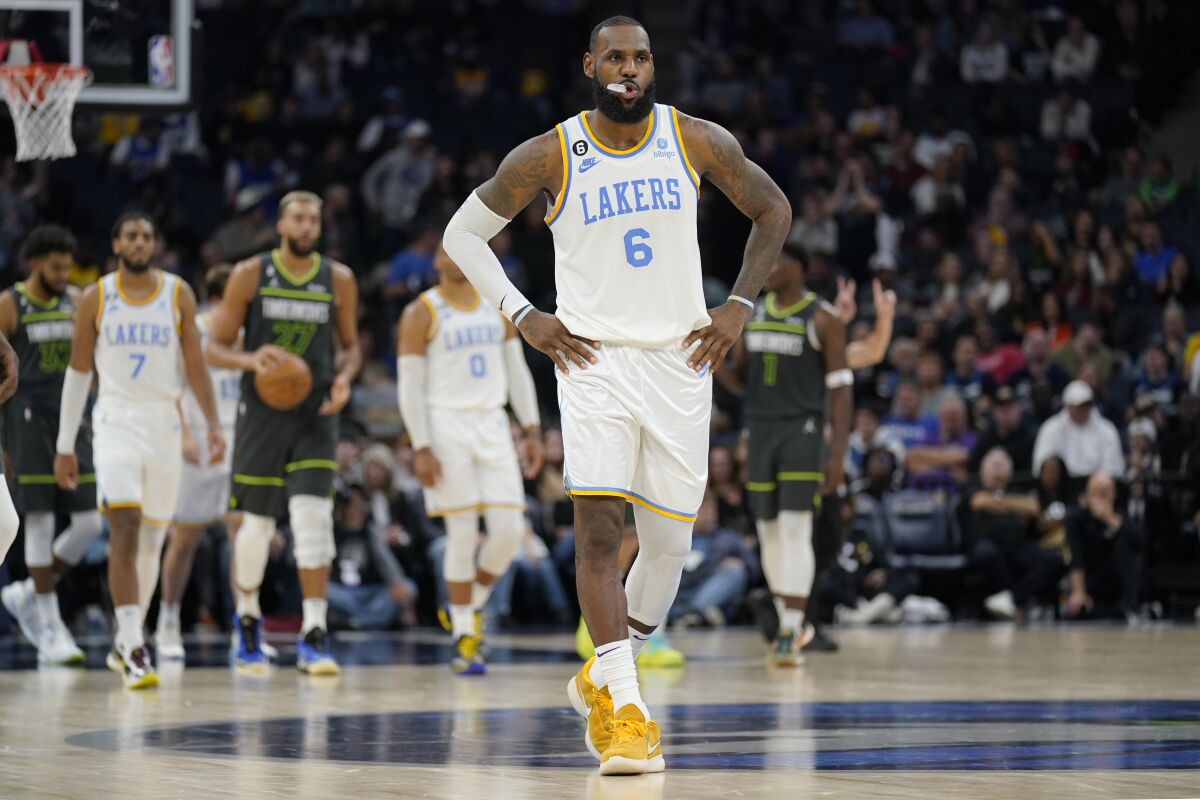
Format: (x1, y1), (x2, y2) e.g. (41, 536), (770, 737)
(419, 288), (443, 342)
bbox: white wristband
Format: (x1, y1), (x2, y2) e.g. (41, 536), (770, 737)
(825, 368), (854, 389)
(728, 294), (755, 310)
(512, 304), (535, 328)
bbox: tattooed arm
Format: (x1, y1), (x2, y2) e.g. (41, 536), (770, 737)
(678, 113), (792, 372)
(444, 130), (598, 373)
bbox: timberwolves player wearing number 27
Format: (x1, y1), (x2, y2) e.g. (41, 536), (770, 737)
(207, 191), (361, 677)
(444, 16), (791, 775)
(55, 212), (226, 689)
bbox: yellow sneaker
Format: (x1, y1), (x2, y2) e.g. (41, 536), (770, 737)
(636, 631), (685, 668)
(575, 615), (595, 660)
(599, 704), (664, 776)
(567, 655), (613, 759)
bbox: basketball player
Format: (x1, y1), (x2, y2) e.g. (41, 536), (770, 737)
(397, 244), (543, 675)
(732, 244), (852, 665)
(443, 16), (791, 774)
(55, 211), (225, 689)
(0, 225), (104, 666)
(207, 190), (361, 676)
(154, 264), (242, 661)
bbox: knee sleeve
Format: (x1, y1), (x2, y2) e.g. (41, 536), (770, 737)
(23, 511), (56, 568)
(477, 508), (525, 578)
(52, 511), (104, 567)
(0, 480), (17, 563)
(136, 521), (169, 617)
(289, 494), (335, 570)
(625, 506), (693, 628)
(756, 517), (781, 592)
(776, 510), (815, 598)
(234, 512), (276, 591)
(442, 511), (479, 584)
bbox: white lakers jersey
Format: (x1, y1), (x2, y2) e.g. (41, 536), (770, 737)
(93, 269), (184, 408)
(420, 287), (508, 411)
(545, 104), (710, 348)
(181, 309), (240, 431)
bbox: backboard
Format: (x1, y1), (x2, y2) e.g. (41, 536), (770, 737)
(0, 0), (194, 107)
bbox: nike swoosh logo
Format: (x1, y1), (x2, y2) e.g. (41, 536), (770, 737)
(578, 159), (599, 174)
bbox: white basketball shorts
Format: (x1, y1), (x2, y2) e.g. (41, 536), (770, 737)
(174, 423), (235, 526)
(91, 401), (183, 524)
(423, 407), (526, 517)
(556, 342), (711, 523)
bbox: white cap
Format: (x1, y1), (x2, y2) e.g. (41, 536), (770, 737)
(1063, 380), (1094, 407)
(1128, 417), (1156, 443)
(404, 119), (431, 139)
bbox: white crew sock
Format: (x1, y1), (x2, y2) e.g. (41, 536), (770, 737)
(628, 626), (652, 660)
(159, 601), (181, 631)
(780, 607), (805, 633)
(35, 591), (60, 630)
(449, 604), (474, 639)
(115, 604), (144, 654)
(301, 598), (327, 635)
(471, 582), (492, 609)
(594, 640), (648, 719)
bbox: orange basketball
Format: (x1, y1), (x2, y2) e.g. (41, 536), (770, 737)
(254, 353), (313, 411)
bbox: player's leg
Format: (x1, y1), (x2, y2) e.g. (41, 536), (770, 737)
(0, 475), (22, 624)
(228, 398), (291, 671)
(156, 524), (204, 660)
(558, 345), (651, 772)
(286, 412), (340, 676)
(473, 409), (528, 630)
(443, 509), (484, 673)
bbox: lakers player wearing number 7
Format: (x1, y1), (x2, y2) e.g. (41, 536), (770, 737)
(443, 16), (791, 775)
(55, 212), (226, 689)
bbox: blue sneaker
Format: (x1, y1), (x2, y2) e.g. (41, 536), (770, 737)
(296, 628), (340, 676)
(233, 613), (268, 674)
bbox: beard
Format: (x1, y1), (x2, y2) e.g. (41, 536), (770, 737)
(285, 236), (318, 258)
(33, 273), (67, 298)
(592, 75), (656, 124)
(122, 257), (153, 273)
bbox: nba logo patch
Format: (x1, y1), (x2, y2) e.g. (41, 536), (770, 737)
(149, 36), (175, 88)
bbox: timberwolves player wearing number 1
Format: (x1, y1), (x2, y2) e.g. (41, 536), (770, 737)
(55, 212), (226, 689)
(207, 191), (362, 676)
(397, 244), (543, 675)
(444, 16), (791, 774)
(0, 225), (104, 666)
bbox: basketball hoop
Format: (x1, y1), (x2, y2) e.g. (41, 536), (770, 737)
(0, 38), (92, 161)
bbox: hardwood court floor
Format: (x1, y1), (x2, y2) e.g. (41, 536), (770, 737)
(1, 625), (1199, 799)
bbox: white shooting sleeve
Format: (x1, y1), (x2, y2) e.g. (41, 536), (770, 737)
(56, 368), (92, 454)
(443, 191), (532, 320)
(397, 355), (432, 449)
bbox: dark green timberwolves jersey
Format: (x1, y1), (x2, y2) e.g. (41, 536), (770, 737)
(744, 291), (832, 420)
(243, 250), (336, 404)
(8, 282), (75, 401)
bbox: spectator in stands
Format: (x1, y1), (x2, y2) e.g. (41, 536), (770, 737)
(966, 448), (1063, 619)
(357, 86), (409, 155)
(383, 225), (439, 306)
(328, 484), (418, 630)
(1134, 222), (1181, 287)
(913, 111), (974, 170)
(1040, 88), (1092, 144)
(846, 403), (905, 484)
(970, 249), (1015, 315)
(1051, 15), (1100, 83)
(787, 190), (838, 257)
(1065, 473), (1142, 620)
(361, 119), (435, 237)
(1138, 155), (1180, 216)
(911, 156), (966, 219)
(945, 334), (997, 406)
(1051, 319), (1116, 387)
(1156, 252), (1200, 308)
(1100, 146), (1144, 209)
(207, 186), (277, 264)
(970, 385), (1035, 476)
(709, 445), (750, 535)
(839, 0), (896, 52)
(109, 118), (170, 185)
(1037, 455), (1072, 550)
(915, 351), (948, 416)
(847, 86), (887, 140)
(1010, 329), (1072, 420)
(882, 380), (938, 449)
(1033, 380), (1125, 483)
(960, 21), (1010, 84)
(670, 495), (758, 628)
(907, 394), (978, 490)
(1133, 341), (1182, 415)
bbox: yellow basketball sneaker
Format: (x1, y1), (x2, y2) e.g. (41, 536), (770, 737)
(636, 630), (685, 668)
(599, 704), (664, 776)
(567, 655), (613, 759)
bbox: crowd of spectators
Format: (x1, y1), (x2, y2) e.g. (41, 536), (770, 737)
(4, 0), (1200, 635)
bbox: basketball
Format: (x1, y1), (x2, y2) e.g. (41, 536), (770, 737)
(254, 352), (312, 411)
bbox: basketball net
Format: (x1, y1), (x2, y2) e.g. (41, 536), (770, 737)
(0, 40), (92, 161)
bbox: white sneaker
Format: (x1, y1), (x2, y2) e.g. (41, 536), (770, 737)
(1, 579), (41, 647)
(261, 639), (279, 661)
(985, 590), (1017, 620)
(156, 625), (186, 661)
(38, 623), (85, 667)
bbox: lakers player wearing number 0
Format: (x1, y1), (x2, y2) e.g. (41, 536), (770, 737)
(207, 191), (361, 677)
(0, 225), (104, 667)
(397, 244), (543, 676)
(443, 16), (791, 775)
(54, 212), (226, 689)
